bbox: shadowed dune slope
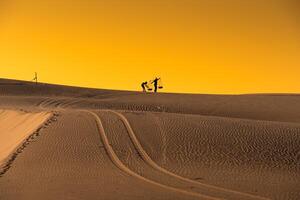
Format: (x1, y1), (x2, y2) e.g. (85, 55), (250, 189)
(123, 111), (300, 200)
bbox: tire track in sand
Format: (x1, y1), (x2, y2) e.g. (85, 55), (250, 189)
(108, 110), (270, 200)
(85, 110), (221, 200)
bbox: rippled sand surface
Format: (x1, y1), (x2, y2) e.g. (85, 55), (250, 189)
(0, 79), (299, 200)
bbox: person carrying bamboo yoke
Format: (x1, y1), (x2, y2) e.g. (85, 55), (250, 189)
(141, 77), (163, 93)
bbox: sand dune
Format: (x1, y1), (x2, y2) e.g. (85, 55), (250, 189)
(123, 111), (300, 200)
(0, 109), (50, 166)
(0, 79), (299, 200)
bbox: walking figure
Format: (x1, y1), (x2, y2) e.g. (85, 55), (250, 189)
(151, 77), (160, 93)
(141, 81), (148, 92)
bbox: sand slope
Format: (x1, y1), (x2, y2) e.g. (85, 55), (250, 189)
(123, 111), (300, 200)
(0, 78), (299, 200)
(0, 109), (50, 165)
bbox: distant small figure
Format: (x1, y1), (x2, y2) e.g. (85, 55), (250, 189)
(141, 81), (148, 92)
(151, 77), (160, 93)
(32, 72), (38, 85)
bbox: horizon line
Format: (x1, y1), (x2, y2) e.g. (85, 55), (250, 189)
(1, 77), (300, 96)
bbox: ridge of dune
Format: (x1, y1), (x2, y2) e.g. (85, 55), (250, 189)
(0, 109), (51, 166)
(1, 78), (300, 123)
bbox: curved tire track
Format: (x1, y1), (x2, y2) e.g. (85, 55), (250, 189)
(85, 110), (220, 200)
(109, 110), (270, 200)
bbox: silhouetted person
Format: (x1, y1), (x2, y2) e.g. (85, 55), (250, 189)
(152, 77), (160, 93)
(141, 81), (148, 92)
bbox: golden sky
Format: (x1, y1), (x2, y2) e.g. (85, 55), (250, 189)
(0, 0), (299, 94)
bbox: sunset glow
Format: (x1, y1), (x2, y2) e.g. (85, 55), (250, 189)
(1, 0), (299, 93)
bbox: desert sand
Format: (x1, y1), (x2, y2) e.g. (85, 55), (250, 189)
(0, 110), (50, 165)
(0, 78), (299, 200)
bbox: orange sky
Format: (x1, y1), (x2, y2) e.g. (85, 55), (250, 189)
(0, 0), (299, 94)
